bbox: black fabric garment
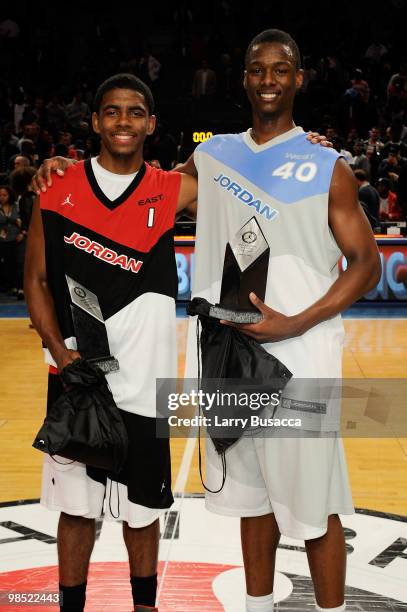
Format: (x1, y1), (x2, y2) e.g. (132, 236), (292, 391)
(0, 142), (18, 174)
(396, 164), (407, 221)
(0, 240), (18, 290)
(358, 184), (380, 228)
(187, 297), (292, 454)
(18, 191), (35, 232)
(59, 582), (86, 612)
(33, 359), (128, 473)
(131, 574), (157, 608)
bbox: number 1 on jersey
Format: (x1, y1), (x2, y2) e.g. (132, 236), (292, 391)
(147, 207), (155, 228)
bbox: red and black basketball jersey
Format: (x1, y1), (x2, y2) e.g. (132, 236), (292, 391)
(41, 159), (181, 417)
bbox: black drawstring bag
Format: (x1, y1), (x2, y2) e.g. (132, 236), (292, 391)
(187, 297), (292, 492)
(33, 359), (128, 474)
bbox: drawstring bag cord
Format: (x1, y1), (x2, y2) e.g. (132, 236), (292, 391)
(51, 456), (74, 465)
(108, 477), (120, 519)
(50, 458), (121, 519)
(105, 378), (121, 520)
(196, 317), (226, 493)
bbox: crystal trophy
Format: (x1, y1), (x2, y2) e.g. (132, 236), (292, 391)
(209, 216), (270, 324)
(66, 276), (119, 373)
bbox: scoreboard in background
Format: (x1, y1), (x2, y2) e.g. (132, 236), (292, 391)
(192, 132), (213, 143)
(176, 237), (407, 303)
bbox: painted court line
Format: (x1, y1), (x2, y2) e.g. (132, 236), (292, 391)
(158, 435), (197, 604)
(174, 436), (197, 493)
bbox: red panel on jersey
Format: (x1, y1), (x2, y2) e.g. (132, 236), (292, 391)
(40, 161), (181, 253)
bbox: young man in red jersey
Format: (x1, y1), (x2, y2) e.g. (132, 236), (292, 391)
(25, 74), (197, 612)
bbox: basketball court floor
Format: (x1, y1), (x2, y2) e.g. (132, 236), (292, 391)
(0, 305), (406, 610)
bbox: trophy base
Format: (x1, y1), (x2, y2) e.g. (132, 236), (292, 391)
(87, 356), (120, 374)
(209, 305), (262, 324)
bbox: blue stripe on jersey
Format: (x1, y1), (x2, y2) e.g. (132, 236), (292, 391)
(196, 132), (340, 204)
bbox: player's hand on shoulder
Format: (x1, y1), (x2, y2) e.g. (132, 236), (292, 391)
(32, 156), (77, 194)
(306, 131), (332, 148)
(220, 293), (301, 342)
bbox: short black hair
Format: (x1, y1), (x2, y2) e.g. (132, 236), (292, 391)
(245, 29), (301, 69)
(354, 169), (367, 181)
(10, 166), (36, 196)
(377, 177), (390, 189)
(93, 73), (155, 115)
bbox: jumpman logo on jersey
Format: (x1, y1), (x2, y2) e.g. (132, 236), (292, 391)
(61, 194), (74, 207)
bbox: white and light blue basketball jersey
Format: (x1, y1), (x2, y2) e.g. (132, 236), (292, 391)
(188, 126), (345, 429)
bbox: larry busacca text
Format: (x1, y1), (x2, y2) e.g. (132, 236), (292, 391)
(168, 413), (302, 429)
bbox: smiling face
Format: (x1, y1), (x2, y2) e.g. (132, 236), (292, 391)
(92, 88), (156, 159)
(244, 42), (303, 120)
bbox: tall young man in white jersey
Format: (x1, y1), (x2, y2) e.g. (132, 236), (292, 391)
(178, 30), (381, 612)
(24, 74), (197, 612)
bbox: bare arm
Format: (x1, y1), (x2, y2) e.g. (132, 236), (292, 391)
(222, 158), (381, 342)
(291, 158), (380, 332)
(24, 197), (80, 370)
(174, 154), (198, 218)
(174, 153), (198, 177)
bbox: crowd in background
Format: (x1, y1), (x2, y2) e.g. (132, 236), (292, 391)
(1, 0), (407, 297)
